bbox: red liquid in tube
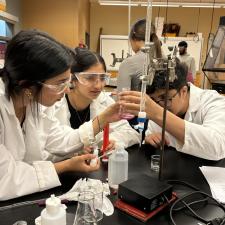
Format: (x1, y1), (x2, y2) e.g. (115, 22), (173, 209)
(102, 124), (109, 162)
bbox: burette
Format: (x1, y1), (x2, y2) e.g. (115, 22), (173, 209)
(137, 0), (177, 145)
(137, 0), (154, 139)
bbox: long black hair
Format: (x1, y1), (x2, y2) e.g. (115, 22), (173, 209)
(0, 30), (73, 99)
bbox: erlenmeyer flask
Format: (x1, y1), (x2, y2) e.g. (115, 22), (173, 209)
(73, 191), (97, 225)
(93, 189), (103, 222)
(85, 184), (104, 222)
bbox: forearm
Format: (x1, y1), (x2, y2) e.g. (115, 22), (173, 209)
(54, 159), (70, 174)
(149, 104), (185, 144)
(54, 154), (100, 174)
(92, 113), (109, 136)
(119, 91), (185, 144)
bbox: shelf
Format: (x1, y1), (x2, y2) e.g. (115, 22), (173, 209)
(0, 11), (19, 24)
(0, 11), (18, 42)
(0, 35), (10, 41)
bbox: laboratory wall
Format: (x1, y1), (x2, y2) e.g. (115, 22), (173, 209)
(90, 3), (225, 64)
(5, 0), (21, 33)
(21, 0), (90, 48)
(8, 0), (225, 67)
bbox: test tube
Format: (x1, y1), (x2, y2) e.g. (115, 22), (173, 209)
(119, 87), (135, 120)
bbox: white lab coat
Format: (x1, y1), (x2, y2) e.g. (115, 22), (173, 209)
(54, 92), (140, 148)
(0, 80), (96, 200)
(146, 84), (225, 160)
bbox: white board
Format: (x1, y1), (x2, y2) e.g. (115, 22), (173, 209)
(100, 35), (133, 71)
(100, 35), (204, 71)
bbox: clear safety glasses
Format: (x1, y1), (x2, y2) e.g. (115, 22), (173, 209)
(39, 74), (72, 95)
(73, 72), (111, 86)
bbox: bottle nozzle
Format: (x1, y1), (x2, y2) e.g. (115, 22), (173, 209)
(46, 194), (61, 215)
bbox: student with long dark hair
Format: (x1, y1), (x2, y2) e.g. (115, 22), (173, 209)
(117, 19), (162, 92)
(0, 30), (120, 200)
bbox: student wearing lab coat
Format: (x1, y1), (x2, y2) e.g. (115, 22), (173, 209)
(0, 30), (120, 200)
(119, 62), (225, 160)
(54, 48), (140, 149)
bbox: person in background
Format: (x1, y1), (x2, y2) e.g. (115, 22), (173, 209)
(119, 61), (225, 160)
(0, 30), (119, 200)
(177, 41), (196, 83)
(54, 47), (140, 150)
(117, 19), (162, 92)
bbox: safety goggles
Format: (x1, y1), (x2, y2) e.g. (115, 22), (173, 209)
(73, 72), (111, 86)
(39, 74), (72, 95)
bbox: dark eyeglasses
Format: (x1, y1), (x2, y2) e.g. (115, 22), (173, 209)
(152, 90), (179, 107)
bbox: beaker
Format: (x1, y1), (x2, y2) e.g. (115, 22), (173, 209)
(151, 155), (160, 172)
(73, 191), (98, 225)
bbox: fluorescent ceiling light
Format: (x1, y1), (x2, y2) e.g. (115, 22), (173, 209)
(100, 3), (138, 6)
(181, 2), (222, 8)
(99, 1), (224, 8)
(141, 3), (180, 7)
(99, 1), (138, 6)
(182, 5), (221, 8)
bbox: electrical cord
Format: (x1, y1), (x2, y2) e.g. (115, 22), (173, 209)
(221, 219), (225, 225)
(173, 197), (209, 212)
(167, 180), (200, 192)
(170, 190), (225, 225)
(180, 198), (208, 224)
(205, 0), (216, 56)
(209, 0), (216, 36)
(165, 180), (225, 225)
(193, 0), (201, 42)
(0, 198), (45, 211)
